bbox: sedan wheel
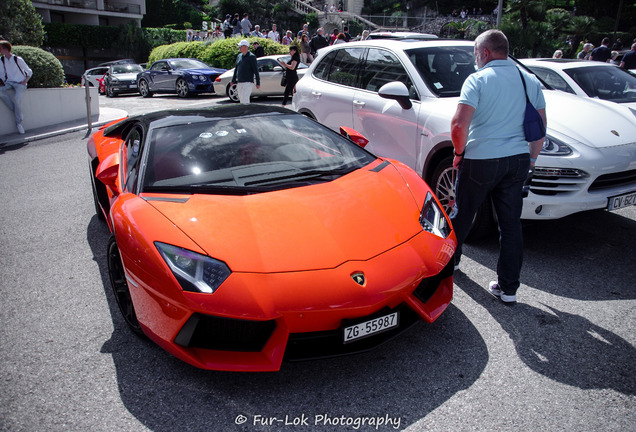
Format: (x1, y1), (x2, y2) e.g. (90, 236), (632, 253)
(107, 236), (143, 335)
(138, 79), (152, 98)
(431, 155), (495, 242)
(226, 83), (240, 103)
(176, 78), (189, 98)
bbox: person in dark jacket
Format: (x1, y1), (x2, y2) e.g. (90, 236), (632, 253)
(232, 40), (260, 104)
(280, 45), (300, 106)
(309, 27), (330, 56)
(252, 41), (265, 58)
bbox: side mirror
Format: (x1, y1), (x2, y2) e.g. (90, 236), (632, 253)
(340, 126), (369, 148)
(96, 152), (121, 196)
(273, 66), (283, 72)
(378, 81), (413, 110)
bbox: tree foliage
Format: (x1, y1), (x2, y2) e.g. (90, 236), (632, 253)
(0, 0), (45, 47)
(12, 45), (64, 87)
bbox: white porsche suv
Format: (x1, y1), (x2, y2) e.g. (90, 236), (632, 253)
(293, 39), (636, 237)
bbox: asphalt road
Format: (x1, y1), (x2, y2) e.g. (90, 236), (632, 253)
(1, 93), (635, 431)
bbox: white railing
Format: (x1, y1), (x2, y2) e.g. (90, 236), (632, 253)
(289, 0), (380, 31)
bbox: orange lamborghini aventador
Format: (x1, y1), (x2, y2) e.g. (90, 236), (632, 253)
(87, 105), (456, 371)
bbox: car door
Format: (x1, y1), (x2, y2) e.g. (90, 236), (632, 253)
(147, 61), (172, 91)
(256, 58), (281, 95)
(304, 47), (366, 130)
(352, 48), (422, 170)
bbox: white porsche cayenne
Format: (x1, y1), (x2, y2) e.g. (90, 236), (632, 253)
(292, 39), (636, 238)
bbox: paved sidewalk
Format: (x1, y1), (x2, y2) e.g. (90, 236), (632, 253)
(0, 107), (128, 148)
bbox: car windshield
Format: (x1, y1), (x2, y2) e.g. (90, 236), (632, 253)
(170, 59), (211, 70)
(405, 46), (476, 97)
(112, 64), (143, 74)
(142, 113), (376, 194)
(564, 66), (636, 103)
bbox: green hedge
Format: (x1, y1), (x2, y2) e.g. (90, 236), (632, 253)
(13, 46), (64, 88)
(148, 37), (290, 69)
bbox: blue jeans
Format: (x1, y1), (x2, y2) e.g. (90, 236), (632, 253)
(0, 81), (26, 124)
(451, 154), (530, 295)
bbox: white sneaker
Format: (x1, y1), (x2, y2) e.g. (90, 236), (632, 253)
(489, 281), (516, 303)
(16, 123), (25, 134)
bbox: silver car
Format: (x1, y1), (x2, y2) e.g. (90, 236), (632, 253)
(82, 66), (109, 89)
(293, 39), (636, 238)
(213, 55), (308, 103)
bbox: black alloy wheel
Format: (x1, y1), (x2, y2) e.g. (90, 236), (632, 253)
(138, 79), (152, 98)
(176, 78), (189, 98)
(107, 236), (143, 335)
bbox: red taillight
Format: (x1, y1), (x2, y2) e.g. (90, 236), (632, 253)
(215, 77), (221, 82)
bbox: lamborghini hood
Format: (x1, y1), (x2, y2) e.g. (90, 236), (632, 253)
(146, 162), (425, 273)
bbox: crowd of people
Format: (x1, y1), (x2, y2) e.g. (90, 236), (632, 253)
(187, 14), (370, 65)
(554, 36), (636, 70)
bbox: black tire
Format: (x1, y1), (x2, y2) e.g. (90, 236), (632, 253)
(176, 78), (189, 98)
(431, 155), (495, 242)
(106, 84), (117, 98)
(138, 79), (152, 98)
(107, 236), (143, 335)
(226, 83), (240, 103)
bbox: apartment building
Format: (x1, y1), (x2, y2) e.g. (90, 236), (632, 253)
(33, 0), (146, 27)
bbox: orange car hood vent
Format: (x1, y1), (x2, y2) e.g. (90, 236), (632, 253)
(146, 165), (422, 273)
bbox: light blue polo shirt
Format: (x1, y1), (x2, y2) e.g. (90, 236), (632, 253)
(458, 59), (546, 160)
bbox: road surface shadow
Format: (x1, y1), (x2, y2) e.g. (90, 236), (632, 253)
(86, 216), (487, 432)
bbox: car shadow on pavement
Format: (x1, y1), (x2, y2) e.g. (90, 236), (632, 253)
(464, 209), (636, 301)
(453, 272), (636, 396)
(86, 215), (488, 432)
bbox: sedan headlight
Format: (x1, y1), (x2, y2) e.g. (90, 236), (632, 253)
(155, 242), (231, 293)
(541, 136), (572, 156)
(420, 192), (452, 238)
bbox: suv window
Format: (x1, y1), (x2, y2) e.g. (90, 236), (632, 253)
(405, 46), (475, 97)
(530, 67), (575, 94)
(322, 48), (365, 87)
(361, 48), (419, 100)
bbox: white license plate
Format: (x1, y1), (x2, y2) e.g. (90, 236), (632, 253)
(343, 312), (399, 343)
(608, 191), (636, 210)
(129, 84), (137, 88)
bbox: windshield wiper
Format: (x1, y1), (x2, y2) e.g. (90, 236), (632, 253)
(243, 167), (355, 186)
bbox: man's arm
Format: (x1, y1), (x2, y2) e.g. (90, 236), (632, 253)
(450, 103), (475, 168)
(528, 108), (546, 167)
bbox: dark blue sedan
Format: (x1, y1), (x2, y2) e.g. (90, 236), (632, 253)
(137, 58), (227, 98)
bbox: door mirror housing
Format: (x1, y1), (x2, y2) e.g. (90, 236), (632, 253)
(378, 81), (413, 110)
(96, 152), (121, 196)
(340, 126), (369, 148)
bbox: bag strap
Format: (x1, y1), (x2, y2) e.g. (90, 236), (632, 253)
(517, 68), (531, 104)
(1, 55), (26, 80)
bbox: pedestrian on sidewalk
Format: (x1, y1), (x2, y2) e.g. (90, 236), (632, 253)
(0, 40), (32, 134)
(232, 40), (260, 104)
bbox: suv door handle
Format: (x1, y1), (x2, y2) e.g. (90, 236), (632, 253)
(311, 91), (322, 97)
(353, 100), (365, 107)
